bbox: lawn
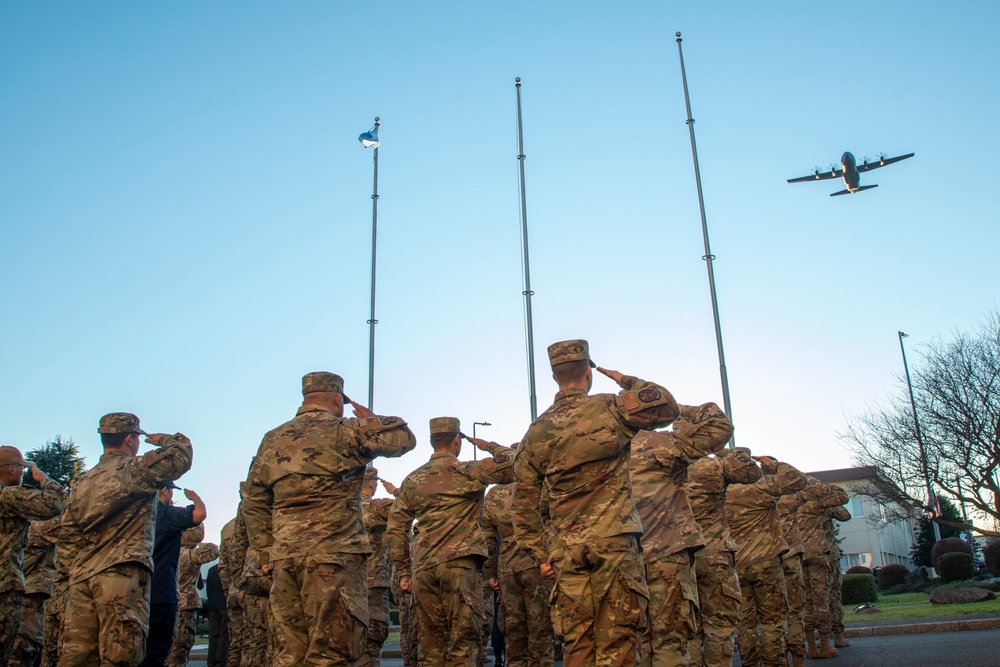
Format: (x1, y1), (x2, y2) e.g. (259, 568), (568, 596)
(843, 591), (1000, 624)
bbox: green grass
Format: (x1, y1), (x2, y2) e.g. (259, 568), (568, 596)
(387, 632), (401, 644)
(843, 591), (1000, 624)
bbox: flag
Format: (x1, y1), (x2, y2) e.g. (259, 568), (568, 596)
(359, 126), (379, 149)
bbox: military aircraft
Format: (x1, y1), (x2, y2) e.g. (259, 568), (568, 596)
(787, 151), (914, 196)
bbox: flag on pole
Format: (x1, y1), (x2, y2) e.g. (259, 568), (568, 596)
(359, 126), (379, 149)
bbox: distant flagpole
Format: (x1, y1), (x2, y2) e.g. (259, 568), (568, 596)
(359, 118), (380, 410)
(675, 33), (735, 447)
(515, 77), (538, 421)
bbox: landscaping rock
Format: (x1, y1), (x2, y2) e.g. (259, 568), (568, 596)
(905, 566), (930, 584)
(929, 586), (997, 604)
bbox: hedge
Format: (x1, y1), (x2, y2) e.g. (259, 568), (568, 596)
(937, 552), (974, 583)
(846, 566), (874, 575)
(842, 574), (879, 605)
(984, 540), (1000, 577)
(877, 564), (910, 590)
(931, 537), (972, 568)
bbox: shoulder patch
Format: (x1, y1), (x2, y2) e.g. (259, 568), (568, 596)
(622, 392), (640, 412)
(638, 387), (661, 403)
(493, 453), (510, 464)
(380, 416), (397, 425)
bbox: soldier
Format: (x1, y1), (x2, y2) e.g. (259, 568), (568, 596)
(167, 527), (220, 667)
(386, 418), (515, 667)
(219, 512), (245, 667)
(360, 466), (394, 667)
(10, 516), (62, 667)
(0, 446), (66, 663)
(58, 412), (193, 666)
(775, 488), (809, 667)
(797, 482), (849, 659)
(825, 504), (852, 650)
(389, 524), (418, 667)
(240, 543), (274, 667)
(686, 448), (761, 667)
(242, 372), (416, 667)
(41, 536), (69, 667)
(513, 339), (679, 667)
(483, 482), (554, 667)
(630, 403), (733, 667)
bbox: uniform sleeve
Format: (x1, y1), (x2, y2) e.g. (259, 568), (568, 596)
(241, 463), (274, 562)
(722, 450), (763, 484)
(163, 504), (198, 532)
(386, 486), (416, 579)
(608, 376), (680, 433)
(218, 519), (235, 593)
(670, 403), (734, 461)
(482, 505), (499, 581)
(468, 446), (516, 485)
(758, 461), (808, 497)
(349, 416), (418, 461)
(129, 433), (194, 489)
(0, 476), (66, 521)
(193, 542), (221, 565)
(512, 446), (548, 565)
(829, 505), (852, 522)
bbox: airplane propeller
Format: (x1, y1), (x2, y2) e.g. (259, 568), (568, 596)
(878, 151), (887, 165)
(829, 163), (838, 176)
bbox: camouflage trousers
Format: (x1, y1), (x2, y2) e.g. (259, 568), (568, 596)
(225, 590), (244, 667)
(550, 535), (648, 667)
(0, 589), (25, 664)
(270, 553), (367, 667)
(499, 566), (554, 667)
(641, 553), (698, 667)
(166, 610), (197, 667)
(359, 587), (389, 667)
(42, 580), (67, 667)
(58, 563), (151, 667)
(827, 553), (844, 634)
(781, 556), (806, 657)
(478, 584), (495, 667)
(242, 592), (274, 667)
(413, 556), (485, 667)
(688, 552), (740, 667)
(10, 592), (45, 667)
(391, 573), (417, 667)
(802, 556), (832, 636)
(736, 559), (788, 667)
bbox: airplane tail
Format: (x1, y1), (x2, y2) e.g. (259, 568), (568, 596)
(830, 184), (878, 197)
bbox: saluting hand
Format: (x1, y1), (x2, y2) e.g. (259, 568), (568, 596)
(596, 367), (624, 384)
(380, 479), (399, 496)
(29, 463), (48, 483)
(145, 433), (169, 446)
(351, 400), (376, 420)
(464, 436), (492, 452)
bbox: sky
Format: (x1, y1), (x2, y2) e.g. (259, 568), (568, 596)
(2, 2), (998, 545)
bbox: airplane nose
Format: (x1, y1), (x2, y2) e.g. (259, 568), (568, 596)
(842, 152), (853, 163)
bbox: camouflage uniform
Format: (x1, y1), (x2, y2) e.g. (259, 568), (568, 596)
(218, 516), (244, 667)
(166, 529), (219, 667)
(797, 483), (849, 658)
(242, 372), (416, 667)
(387, 418), (515, 667)
(0, 446), (67, 665)
(240, 545), (274, 667)
(513, 340), (679, 667)
(685, 449), (761, 667)
(483, 483), (554, 667)
(725, 460), (808, 667)
(629, 403), (733, 667)
(391, 534), (418, 667)
(10, 517), (62, 667)
(58, 414), (193, 667)
(826, 505), (851, 647)
(360, 469), (394, 667)
(41, 543), (69, 667)
(479, 581), (495, 667)
(774, 491), (808, 663)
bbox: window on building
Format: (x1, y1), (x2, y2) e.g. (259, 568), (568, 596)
(839, 552), (873, 572)
(847, 496), (865, 518)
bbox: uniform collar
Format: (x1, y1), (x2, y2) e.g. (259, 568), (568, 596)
(554, 387), (588, 401)
(430, 451), (457, 461)
(297, 404), (334, 417)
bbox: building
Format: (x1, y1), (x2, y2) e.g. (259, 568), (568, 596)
(808, 466), (921, 572)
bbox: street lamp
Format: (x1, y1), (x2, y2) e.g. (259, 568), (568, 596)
(472, 422), (492, 461)
(898, 331), (941, 541)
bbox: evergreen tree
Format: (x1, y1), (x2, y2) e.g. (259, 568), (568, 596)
(23, 435), (87, 488)
(910, 497), (962, 567)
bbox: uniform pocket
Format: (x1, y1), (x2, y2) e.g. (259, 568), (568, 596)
(613, 566), (650, 631)
(547, 578), (564, 641)
(341, 586), (370, 662)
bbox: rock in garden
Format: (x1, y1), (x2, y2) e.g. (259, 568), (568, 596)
(929, 587), (997, 604)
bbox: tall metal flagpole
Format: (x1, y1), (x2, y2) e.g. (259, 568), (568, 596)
(898, 331), (941, 541)
(367, 117), (380, 410)
(515, 77), (538, 420)
(675, 32), (735, 447)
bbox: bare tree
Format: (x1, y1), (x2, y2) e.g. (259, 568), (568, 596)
(841, 309), (1000, 536)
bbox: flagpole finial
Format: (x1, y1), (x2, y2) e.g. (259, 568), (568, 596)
(675, 31), (682, 42)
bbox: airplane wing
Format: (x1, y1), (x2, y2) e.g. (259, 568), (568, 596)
(856, 152), (915, 173)
(787, 167), (842, 183)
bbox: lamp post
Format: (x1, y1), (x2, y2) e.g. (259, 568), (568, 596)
(472, 422), (492, 461)
(898, 331), (941, 541)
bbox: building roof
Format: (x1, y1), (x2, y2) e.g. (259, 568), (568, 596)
(806, 465), (922, 510)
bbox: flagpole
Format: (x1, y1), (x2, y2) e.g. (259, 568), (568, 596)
(515, 77), (538, 421)
(367, 116), (380, 411)
(675, 33), (735, 447)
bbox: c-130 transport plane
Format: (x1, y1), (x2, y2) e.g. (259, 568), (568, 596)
(787, 151), (914, 196)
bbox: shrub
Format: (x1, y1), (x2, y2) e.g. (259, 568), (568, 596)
(846, 566), (874, 575)
(842, 574), (879, 604)
(937, 552), (974, 583)
(877, 564), (910, 589)
(983, 540), (1000, 577)
(931, 537), (972, 568)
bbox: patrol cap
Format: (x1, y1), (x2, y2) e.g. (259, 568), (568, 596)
(732, 446), (752, 456)
(429, 417), (461, 434)
(302, 372), (344, 396)
(364, 466), (379, 482)
(0, 446), (28, 467)
(98, 412), (147, 435)
(547, 339), (597, 368)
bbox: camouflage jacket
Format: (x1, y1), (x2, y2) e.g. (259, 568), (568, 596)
(23, 516), (62, 597)
(387, 443), (515, 578)
(725, 461), (808, 570)
(686, 449), (762, 555)
(218, 516), (238, 595)
(0, 478), (66, 594)
(59, 434), (192, 586)
(823, 505), (851, 558)
(630, 403), (733, 563)
(797, 483), (849, 561)
(363, 495), (394, 589)
(483, 483), (538, 579)
(243, 405), (416, 563)
(775, 492), (806, 559)
(513, 375), (679, 564)
(177, 542), (220, 611)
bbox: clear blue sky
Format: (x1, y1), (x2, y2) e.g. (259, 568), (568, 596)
(2, 2), (998, 543)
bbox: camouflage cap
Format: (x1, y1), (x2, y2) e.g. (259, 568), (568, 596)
(731, 446), (752, 456)
(547, 339), (597, 368)
(98, 412), (146, 435)
(302, 372), (344, 395)
(364, 466), (379, 482)
(429, 417), (461, 434)
(0, 446), (28, 467)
